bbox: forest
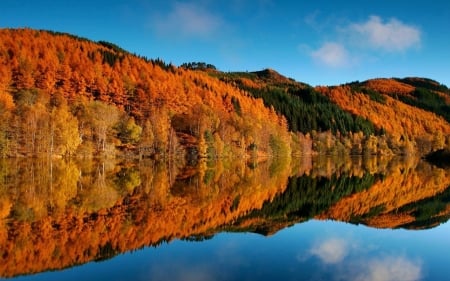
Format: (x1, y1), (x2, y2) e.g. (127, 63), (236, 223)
(1, 28), (450, 160)
(0, 28), (290, 159)
(215, 69), (450, 156)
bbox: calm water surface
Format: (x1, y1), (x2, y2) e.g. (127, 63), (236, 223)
(1, 156), (450, 281)
(9, 220), (450, 281)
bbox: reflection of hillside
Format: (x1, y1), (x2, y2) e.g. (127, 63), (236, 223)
(317, 157), (450, 229)
(228, 157), (385, 235)
(364, 182), (450, 229)
(0, 157), (291, 277)
(0, 156), (449, 277)
(225, 156), (450, 234)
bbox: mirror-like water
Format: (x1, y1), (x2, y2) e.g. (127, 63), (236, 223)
(1, 156), (449, 280)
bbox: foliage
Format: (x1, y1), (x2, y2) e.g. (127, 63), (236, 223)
(0, 28), (290, 158)
(397, 87), (450, 123)
(97, 40), (129, 55)
(116, 117), (142, 145)
(245, 173), (377, 222)
(395, 77), (449, 93)
(317, 83), (450, 153)
(395, 185), (450, 229)
(1, 28), (450, 159)
(347, 83), (386, 103)
(217, 71), (376, 136)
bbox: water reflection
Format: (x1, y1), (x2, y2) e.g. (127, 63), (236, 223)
(359, 257), (421, 281)
(0, 155), (449, 278)
(309, 238), (349, 264)
(305, 236), (422, 281)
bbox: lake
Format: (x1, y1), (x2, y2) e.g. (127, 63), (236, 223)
(1, 155), (450, 281)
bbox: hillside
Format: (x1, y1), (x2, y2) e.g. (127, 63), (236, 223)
(213, 68), (450, 155)
(317, 78), (450, 152)
(0, 28), (290, 159)
(0, 28), (449, 159)
(213, 68), (376, 135)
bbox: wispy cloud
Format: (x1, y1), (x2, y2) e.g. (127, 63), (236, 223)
(151, 2), (223, 39)
(350, 16), (421, 52)
(310, 237), (348, 264)
(311, 42), (350, 68)
(307, 15), (421, 68)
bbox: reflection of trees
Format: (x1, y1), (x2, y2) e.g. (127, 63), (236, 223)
(395, 186), (450, 229)
(1, 156), (450, 277)
(226, 156), (450, 234)
(227, 155), (386, 235)
(319, 157), (450, 228)
(236, 173), (378, 235)
(0, 157), (291, 277)
(1, 159), (80, 221)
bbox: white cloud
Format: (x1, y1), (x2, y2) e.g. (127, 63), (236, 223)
(152, 2), (223, 39)
(311, 42), (350, 68)
(354, 257), (422, 281)
(350, 16), (421, 52)
(304, 15), (421, 69)
(310, 238), (348, 264)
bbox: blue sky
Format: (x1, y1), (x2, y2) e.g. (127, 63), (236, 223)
(1, 0), (449, 86)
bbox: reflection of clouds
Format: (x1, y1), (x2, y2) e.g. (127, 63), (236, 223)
(355, 257), (421, 281)
(303, 236), (422, 281)
(149, 263), (216, 281)
(310, 238), (348, 264)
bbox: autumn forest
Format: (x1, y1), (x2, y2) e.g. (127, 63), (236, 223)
(2, 27), (450, 278)
(0, 28), (291, 160)
(1, 28), (450, 160)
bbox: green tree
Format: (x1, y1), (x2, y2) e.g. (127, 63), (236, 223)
(116, 116), (142, 145)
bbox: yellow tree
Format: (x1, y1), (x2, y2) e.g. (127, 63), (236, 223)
(50, 105), (81, 156)
(87, 101), (120, 154)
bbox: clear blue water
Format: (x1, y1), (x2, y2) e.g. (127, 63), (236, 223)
(9, 219), (450, 281)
